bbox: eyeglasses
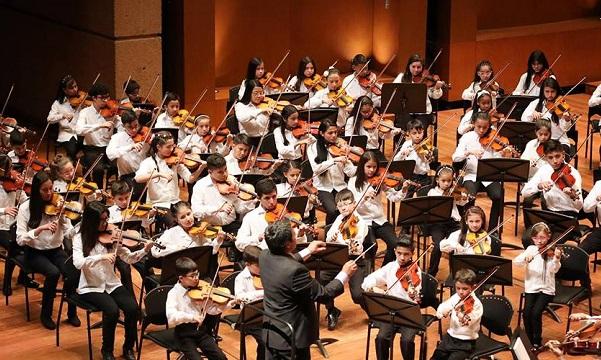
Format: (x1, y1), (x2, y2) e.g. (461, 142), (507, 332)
(184, 271), (199, 279)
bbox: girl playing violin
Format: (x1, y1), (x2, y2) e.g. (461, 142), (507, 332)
(458, 90), (495, 136)
(49, 153), (102, 205)
(440, 206), (493, 255)
(274, 105), (315, 161)
(47, 74), (80, 162)
(276, 160), (319, 225)
(342, 54), (381, 107)
(305, 68), (354, 129)
(15, 170), (79, 330)
(307, 118), (357, 225)
(345, 96), (403, 161)
(154, 92), (189, 142)
(348, 151), (408, 265)
(452, 112), (504, 230)
(237, 57), (272, 100)
(73, 201), (152, 360)
(513, 222), (562, 350)
(289, 56), (318, 94)
(234, 80), (273, 137)
(513, 50), (555, 97)
(426, 165), (467, 276)
(461, 60), (501, 103)
(521, 118), (552, 180)
(431, 269), (483, 360)
(177, 114), (231, 157)
(361, 237), (422, 360)
(393, 54), (444, 114)
(521, 77), (574, 151)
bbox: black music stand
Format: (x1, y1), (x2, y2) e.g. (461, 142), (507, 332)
(510, 327), (537, 360)
(234, 174), (264, 188)
(397, 196), (453, 269)
(294, 243), (349, 357)
(341, 135), (368, 149)
(298, 108), (338, 124)
(523, 209), (579, 237)
(277, 196), (308, 216)
(248, 133), (278, 157)
(450, 254), (513, 287)
(476, 158), (529, 247)
(381, 83), (427, 131)
(496, 96), (537, 120)
(158, 246), (213, 285)
(236, 299), (264, 359)
(266, 92), (309, 106)
(498, 121), (536, 153)
(363, 292), (425, 360)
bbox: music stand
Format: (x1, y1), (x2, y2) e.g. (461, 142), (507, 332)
(450, 254), (513, 286)
(341, 135), (368, 149)
(132, 103), (157, 125)
(510, 327), (537, 360)
(363, 292), (425, 360)
(498, 121), (536, 153)
(277, 196), (308, 216)
(397, 196), (453, 268)
(236, 299), (264, 359)
(298, 108), (338, 124)
(234, 174), (265, 188)
(496, 96), (537, 120)
(523, 209), (579, 236)
(158, 246), (213, 285)
(381, 83), (428, 131)
(266, 92), (309, 106)
(476, 158), (529, 247)
(248, 133), (278, 157)
(381, 160), (415, 224)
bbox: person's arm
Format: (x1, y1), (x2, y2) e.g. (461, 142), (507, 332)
(47, 101), (68, 124)
(571, 169), (584, 210)
(72, 234), (105, 269)
(307, 144), (335, 174)
(428, 86), (443, 100)
(166, 291), (198, 326)
(583, 182), (601, 213)
(273, 130), (297, 159)
(361, 266), (388, 291)
(589, 85), (601, 108)
(521, 169), (543, 198)
(292, 265), (345, 303)
(75, 111), (107, 135)
(451, 135), (470, 162)
(15, 204), (34, 246)
(439, 231), (459, 254)
(235, 216), (261, 252)
(436, 297), (454, 319)
(513, 73), (527, 95)
(106, 134), (133, 160)
(191, 184), (223, 219)
(235, 103), (263, 123)
(457, 111), (474, 135)
(521, 100), (538, 122)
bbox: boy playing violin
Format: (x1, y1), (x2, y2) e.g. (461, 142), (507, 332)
(342, 54), (381, 107)
(431, 269), (483, 360)
(305, 68), (354, 129)
(394, 119), (433, 188)
(361, 237), (422, 360)
(225, 133), (282, 176)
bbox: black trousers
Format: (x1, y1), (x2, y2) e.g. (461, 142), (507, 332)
(317, 190), (339, 225)
(174, 322), (227, 360)
(115, 258), (134, 296)
(82, 145), (116, 189)
(319, 257), (369, 310)
(245, 325), (266, 360)
(80, 286), (138, 353)
(266, 347), (310, 360)
(57, 137), (79, 163)
(426, 220), (461, 276)
(430, 334), (476, 360)
(374, 321), (418, 360)
(462, 180), (503, 231)
(24, 246), (76, 318)
(579, 228), (601, 254)
(523, 292), (554, 346)
(1, 230), (21, 293)
(367, 222), (398, 265)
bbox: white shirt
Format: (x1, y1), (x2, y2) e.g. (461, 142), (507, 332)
(234, 266), (264, 304)
(306, 142), (356, 192)
(392, 72), (443, 114)
(344, 116), (394, 150)
(347, 176), (406, 225)
(154, 113), (187, 142)
(440, 229), (491, 255)
(47, 100), (78, 142)
(512, 73), (556, 97)
(583, 180), (601, 224)
(234, 102), (270, 137)
(134, 156), (192, 208)
(151, 226), (220, 258)
(514, 245), (561, 295)
(106, 131), (149, 176)
(16, 199), (74, 250)
(305, 88), (350, 128)
(76, 106), (122, 147)
(342, 74), (381, 108)
(428, 186), (463, 221)
(361, 260), (422, 301)
(394, 139), (430, 175)
(458, 109), (476, 135)
(177, 133), (230, 157)
(288, 76), (312, 94)
(72, 233), (147, 294)
(452, 131), (501, 185)
(521, 163), (583, 212)
(588, 84), (601, 108)
(191, 175), (255, 226)
(107, 204), (153, 229)
(224, 152), (271, 177)
(273, 128), (315, 160)
(436, 293), (483, 340)
(0, 187), (27, 231)
(166, 282), (228, 328)
(521, 99), (570, 145)
(520, 138), (545, 179)
(326, 212), (368, 255)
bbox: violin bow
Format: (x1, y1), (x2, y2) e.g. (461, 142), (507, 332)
(334, 60), (371, 102)
(366, 53), (397, 95)
(478, 102), (517, 154)
(237, 145), (255, 186)
(525, 54), (562, 95)
(384, 244), (434, 295)
(528, 225), (575, 263)
(480, 62), (510, 93)
(143, 74), (160, 104)
(0, 83), (14, 118)
(425, 49), (443, 74)
(142, 92), (170, 144)
(468, 214), (515, 250)
(452, 265), (500, 310)
(262, 50), (291, 91)
(372, 88), (398, 131)
(173, 88), (209, 165)
(347, 96), (368, 148)
(198, 252), (226, 325)
(205, 100), (237, 146)
(540, 76), (586, 118)
(121, 75), (132, 100)
(414, 111), (460, 153)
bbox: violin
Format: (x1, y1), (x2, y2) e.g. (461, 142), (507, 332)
(413, 70), (451, 89)
(1, 169), (30, 194)
(443, 184), (475, 202)
(259, 72), (284, 90)
(203, 127), (231, 145)
(328, 89), (354, 108)
(187, 279), (234, 304)
(551, 164), (577, 190)
(358, 72), (382, 96)
(479, 80), (500, 92)
(547, 99), (580, 121)
(165, 147), (206, 170)
(362, 113), (396, 133)
(328, 138), (364, 164)
(0, 117), (36, 136)
(413, 139), (436, 161)
(465, 231), (492, 255)
(536, 143), (545, 157)
(532, 69), (553, 86)
(488, 108), (505, 123)
(303, 74), (326, 92)
(17, 150), (48, 172)
(188, 221), (235, 241)
(68, 90), (92, 109)
(291, 120), (318, 139)
(121, 201), (166, 218)
(252, 274), (263, 289)
(294, 179), (318, 197)
(44, 193), (83, 221)
(172, 109), (195, 129)
(455, 295), (475, 326)
(367, 168), (418, 189)
(478, 132), (519, 157)
(238, 153), (279, 171)
(396, 263), (421, 300)
(338, 214), (358, 240)
(99, 99), (132, 118)
(259, 97), (291, 112)
(215, 176), (257, 201)
(131, 126), (152, 144)
(98, 226), (165, 250)
(68, 177), (111, 198)
(265, 203), (304, 228)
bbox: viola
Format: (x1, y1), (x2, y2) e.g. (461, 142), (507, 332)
(328, 138), (364, 164)
(362, 113), (396, 133)
(303, 74), (326, 92)
(338, 214), (358, 240)
(252, 274), (263, 289)
(291, 120), (318, 139)
(215, 176), (257, 201)
(413, 139), (436, 160)
(172, 109), (195, 129)
(131, 126), (152, 144)
(259, 72), (284, 90)
(328, 89), (354, 108)
(455, 295), (475, 326)
(465, 231), (492, 255)
(294, 179), (318, 197)
(259, 97), (291, 112)
(187, 279), (233, 304)
(17, 150), (48, 172)
(478, 132), (519, 157)
(443, 185), (475, 202)
(551, 164), (576, 190)
(203, 127), (231, 145)
(238, 153), (279, 171)
(68, 90), (92, 109)
(98, 226), (165, 250)
(547, 99), (580, 121)
(265, 203), (303, 228)
(44, 193), (83, 221)
(358, 72), (382, 96)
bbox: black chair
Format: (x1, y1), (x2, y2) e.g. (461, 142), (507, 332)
(586, 105), (601, 169)
(55, 256), (101, 360)
(137, 285), (186, 360)
(227, 86), (240, 112)
(468, 294), (513, 359)
(226, 113), (240, 135)
(4, 222), (38, 319)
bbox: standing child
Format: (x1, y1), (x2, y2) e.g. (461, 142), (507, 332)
(47, 74), (80, 161)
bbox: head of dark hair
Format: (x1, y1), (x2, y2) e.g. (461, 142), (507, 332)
(355, 150), (380, 191)
(402, 54), (424, 83)
(170, 201), (191, 218)
(240, 80), (262, 104)
(110, 180), (131, 196)
(406, 118), (424, 132)
(120, 109), (137, 125)
(326, 67), (341, 79)
(395, 235), (414, 252)
(472, 60), (494, 84)
(9, 130), (25, 146)
(49, 153), (72, 181)
(543, 139), (564, 155)
(88, 82), (110, 98)
(175, 257), (198, 277)
(454, 268), (477, 286)
(206, 154), (226, 170)
(349, 96), (374, 135)
(28, 170), (53, 229)
(124, 79), (140, 95)
(264, 220), (293, 255)
(280, 159), (302, 175)
(164, 92), (180, 106)
(538, 77), (561, 102)
(150, 131), (173, 157)
(256, 178), (277, 198)
(243, 245), (262, 265)
(472, 90), (493, 113)
(246, 57), (264, 80)
(80, 201), (108, 256)
(524, 50), (549, 91)
(335, 188), (354, 204)
(55, 74), (76, 103)
(295, 56), (316, 90)
(232, 133), (251, 146)
(315, 118), (338, 164)
(0, 154), (11, 176)
(351, 53), (369, 66)
(459, 206), (487, 246)
(535, 118), (552, 132)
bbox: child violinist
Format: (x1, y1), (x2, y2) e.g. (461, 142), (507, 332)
(513, 222), (562, 349)
(107, 180), (154, 231)
(426, 165), (467, 276)
(513, 50), (555, 97)
(234, 80), (273, 137)
(177, 114), (231, 157)
(431, 269), (483, 360)
(288, 56), (318, 94)
(345, 96), (403, 161)
(225, 133), (281, 176)
(305, 68), (354, 129)
(457, 90), (494, 136)
(348, 151), (408, 265)
(72, 201), (152, 360)
(393, 54), (444, 114)
(451, 112), (504, 231)
(461, 60), (500, 103)
(274, 105), (315, 161)
(521, 77), (574, 150)
(49, 153), (102, 205)
(15, 170), (79, 330)
(134, 131), (205, 229)
(440, 206), (492, 256)
(307, 118), (357, 224)
(394, 118), (433, 187)
(47, 74), (80, 162)
(322, 189), (369, 330)
(237, 57), (272, 100)
(342, 54), (381, 107)
(361, 237), (422, 360)
(276, 160), (319, 224)
(521, 118), (552, 180)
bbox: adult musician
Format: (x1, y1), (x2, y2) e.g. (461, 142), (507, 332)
(260, 220), (357, 360)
